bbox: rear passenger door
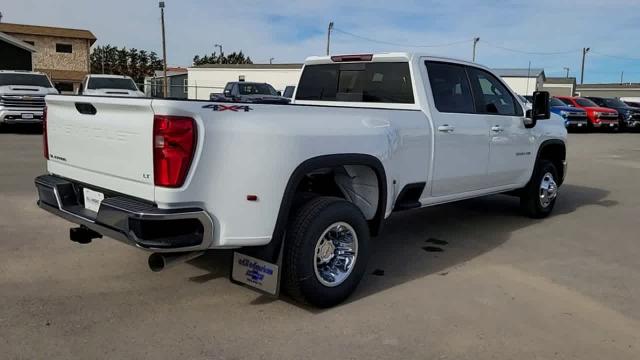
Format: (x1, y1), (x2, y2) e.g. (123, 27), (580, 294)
(425, 61), (491, 197)
(467, 67), (534, 187)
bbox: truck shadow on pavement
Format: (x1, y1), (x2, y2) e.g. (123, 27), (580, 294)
(185, 183), (613, 310)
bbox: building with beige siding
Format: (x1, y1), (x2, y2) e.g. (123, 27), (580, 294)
(0, 22), (96, 93)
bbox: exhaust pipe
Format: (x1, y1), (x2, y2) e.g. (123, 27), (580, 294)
(148, 251), (205, 272)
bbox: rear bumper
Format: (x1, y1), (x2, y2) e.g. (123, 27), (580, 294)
(34, 174), (214, 252)
(0, 106), (44, 124)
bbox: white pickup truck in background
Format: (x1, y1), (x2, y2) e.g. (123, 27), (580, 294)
(0, 70), (58, 127)
(35, 53), (567, 307)
(77, 74), (144, 97)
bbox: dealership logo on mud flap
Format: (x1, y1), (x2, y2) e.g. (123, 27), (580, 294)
(231, 252), (279, 295)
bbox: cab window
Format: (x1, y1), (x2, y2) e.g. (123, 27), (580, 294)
(467, 67), (522, 116)
(425, 61), (475, 114)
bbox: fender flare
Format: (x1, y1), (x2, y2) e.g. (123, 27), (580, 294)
(533, 139), (567, 184)
(272, 154), (388, 243)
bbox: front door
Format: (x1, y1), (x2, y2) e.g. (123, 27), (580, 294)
(425, 61), (492, 197)
(467, 67), (535, 186)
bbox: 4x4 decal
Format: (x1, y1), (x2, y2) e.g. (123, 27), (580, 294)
(202, 104), (252, 112)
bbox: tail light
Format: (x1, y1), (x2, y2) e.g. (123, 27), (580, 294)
(153, 115), (197, 188)
(43, 106), (49, 159)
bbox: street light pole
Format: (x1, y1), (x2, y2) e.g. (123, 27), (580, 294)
(580, 47), (590, 85)
(472, 37), (480, 62)
(159, 1), (168, 98)
(326, 21), (334, 56)
(269, 57), (274, 64)
(563, 67), (570, 78)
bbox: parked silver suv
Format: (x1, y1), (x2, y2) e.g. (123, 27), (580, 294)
(0, 70), (58, 126)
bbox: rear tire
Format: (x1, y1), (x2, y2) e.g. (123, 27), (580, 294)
(283, 196), (370, 308)
(520, 160), (559, 218)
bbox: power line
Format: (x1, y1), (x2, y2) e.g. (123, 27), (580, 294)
(590, 50), (640, 62)
(480, 40), (580, 56)
(332, 27), (473, 48)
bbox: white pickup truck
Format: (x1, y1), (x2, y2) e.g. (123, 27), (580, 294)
(35, 53), (567, 307)
(77, 74), (145, 97)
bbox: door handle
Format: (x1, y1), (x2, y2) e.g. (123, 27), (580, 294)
(491, 125), (504, 133)
(438, 124), (455, 133)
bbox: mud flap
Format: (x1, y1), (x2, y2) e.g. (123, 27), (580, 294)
(230, 239), (284, 297)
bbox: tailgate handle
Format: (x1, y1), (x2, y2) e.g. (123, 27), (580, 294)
(75, 103), (97, 115)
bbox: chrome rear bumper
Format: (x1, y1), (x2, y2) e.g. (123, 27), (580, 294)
(35, 174), (214, 252)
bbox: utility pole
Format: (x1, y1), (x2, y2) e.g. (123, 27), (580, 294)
(269, 57), (274, 64)
(580, 47), (590, 85)
(620, 71), (624, 84)
(326, 21), (334, 56)
(214, 43), (223, 63)
(563, 67), (570, 78)
(472, 37), (480, 62)
(0, 11), (4, 23)
(159, 1), (168, 98)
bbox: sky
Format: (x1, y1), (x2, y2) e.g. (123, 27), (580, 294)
(2, 0), (640, 83)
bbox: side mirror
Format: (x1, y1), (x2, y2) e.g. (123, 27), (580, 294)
(525, 91), (550, 128)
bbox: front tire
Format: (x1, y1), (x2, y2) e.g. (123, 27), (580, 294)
(520, 160), (559, 218)
(283, 197), (370, 308)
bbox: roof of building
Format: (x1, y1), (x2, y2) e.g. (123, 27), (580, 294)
(191, 63), (303, 70)
(492, 68), (545, 78)
(0, 31), (37, 52)
(577, 83), (640, 89)
(545, 77), (577, 85)
(153, 68), (188, 78)
(0, 22), (96, 45)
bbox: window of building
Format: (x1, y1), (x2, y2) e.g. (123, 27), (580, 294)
(54, 82), (75, 93)
(425, 61), (475, 114)
(183, 78), (188, 94)
(56, 43), (73, 53)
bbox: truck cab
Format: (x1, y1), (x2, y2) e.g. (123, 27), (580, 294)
(78, 74), (144, 97)
(0, 70), (58, 126)
(210, 81), (290, 104)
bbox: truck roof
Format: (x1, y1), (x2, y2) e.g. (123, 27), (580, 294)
(86, 74), (134, 79)
(304, 52), (479, 67)
(0, 70), (48, 76)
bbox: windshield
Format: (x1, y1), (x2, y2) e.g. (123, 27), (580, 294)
(602, 98), (627, 108)
(549, 98), (566, 107)
(87, 77), (138, 91)
(576, 98), (598, 107)
(237, 83), (277, 96)
(0, 73), (53, 88)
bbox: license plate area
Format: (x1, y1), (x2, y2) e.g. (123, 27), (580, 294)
(83, 188), (104, 213)
(21, 113), (34, 119)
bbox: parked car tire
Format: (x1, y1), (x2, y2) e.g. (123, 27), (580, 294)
(283, 196), (370, 308)
(520, 160), (559, 218)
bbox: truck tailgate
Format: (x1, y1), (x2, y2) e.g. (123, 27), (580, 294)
(45, 95), (155, 201)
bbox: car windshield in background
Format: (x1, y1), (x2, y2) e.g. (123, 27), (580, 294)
(549, 98), (567, 107)
(87, 78), (138, 91)
(238, 83), (277, 96)
(295, 62), (414, 103)
(603, 98), (628, 108)
(576, 98), (598, 107)
(0, 74), (52, 87)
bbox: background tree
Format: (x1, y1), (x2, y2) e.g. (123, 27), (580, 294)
(192, 50), (253, 65)
(90, 45), (164, 84)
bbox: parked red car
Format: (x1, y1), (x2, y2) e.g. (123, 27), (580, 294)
(555, 96), (619, 130)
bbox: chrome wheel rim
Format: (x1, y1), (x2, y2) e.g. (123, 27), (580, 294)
(313, 222), (358, 287)
(539, 172), (558, 208)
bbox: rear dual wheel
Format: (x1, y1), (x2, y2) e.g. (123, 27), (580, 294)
(282, 197), (370, 308)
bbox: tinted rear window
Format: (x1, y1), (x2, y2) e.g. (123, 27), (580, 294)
(296, 62), (414, 104)
(576, 98), (597, 107)
(238, 83), (277, 96)
(549, 98), (566, 107)
(0, 74), (52, 87)
(88, 78), (138, 91)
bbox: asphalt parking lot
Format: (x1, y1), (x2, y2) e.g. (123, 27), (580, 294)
(1, 127), (639, 359)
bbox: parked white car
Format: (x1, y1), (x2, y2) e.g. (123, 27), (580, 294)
(78, 74), (144, 97)
(36, 53), (567, 307)
(0, 70), (58, 126)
